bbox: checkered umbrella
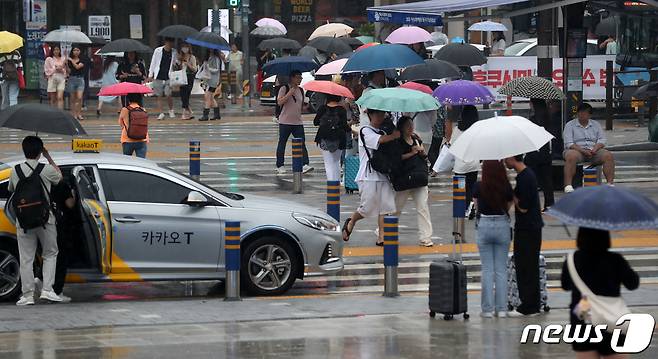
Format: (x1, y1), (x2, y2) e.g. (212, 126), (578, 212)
(497, 76), (565, 100)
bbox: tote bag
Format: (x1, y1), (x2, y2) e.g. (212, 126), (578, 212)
(195, 63), (211, 81)
(169, 69), (188, 87)
(432, 144), (455, 173)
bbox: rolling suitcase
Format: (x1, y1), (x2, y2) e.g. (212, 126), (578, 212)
(507, 254), (551, 312)
(429, 233), (469, 320)
(344, 155), (359, 193)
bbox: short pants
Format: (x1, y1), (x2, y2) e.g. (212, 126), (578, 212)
(151, 79), (172, 97)
(67, 76), (85, 92)
(357, 180), (396, 218)
(47, 73), (66, 92)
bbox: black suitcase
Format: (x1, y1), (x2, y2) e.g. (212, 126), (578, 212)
(429, 259), (469, 320)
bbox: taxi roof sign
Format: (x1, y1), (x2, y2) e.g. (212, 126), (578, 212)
(72, 139), (102, 153)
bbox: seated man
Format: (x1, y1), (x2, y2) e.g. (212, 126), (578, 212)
(562, 103), (615, 193)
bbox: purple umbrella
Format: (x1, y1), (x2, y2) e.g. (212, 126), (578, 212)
(255, 18), (287, 34)
(385, 26), (432, 45)
(432, 80), (495, 105)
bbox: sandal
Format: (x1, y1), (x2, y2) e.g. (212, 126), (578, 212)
(342, 218), (353, 242)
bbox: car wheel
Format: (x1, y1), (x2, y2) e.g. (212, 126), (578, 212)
(241, 236), (299, 296)
(0, 243), (21, 302)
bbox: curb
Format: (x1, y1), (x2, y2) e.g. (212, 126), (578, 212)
(608, 142), (658, 151)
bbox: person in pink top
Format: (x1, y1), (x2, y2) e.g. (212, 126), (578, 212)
(44, 45), (67, 109)
(275, 70), (314, 175)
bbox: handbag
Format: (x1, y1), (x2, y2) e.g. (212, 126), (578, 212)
(567, 253), (631, 333)
(169, 69), (188, 87)
(17, 68), (26, 89)
(195, 63), (211, 81)
(433, 144), (455, 173)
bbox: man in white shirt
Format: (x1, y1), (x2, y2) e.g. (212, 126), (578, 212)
(8, 136), (63, 305)
(147, 37), (177, 120)
(342, 109), (400, 246)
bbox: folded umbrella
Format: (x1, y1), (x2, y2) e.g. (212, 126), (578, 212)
(343, 44), (424, 73)
(547, 186), (658, 231)
(186, 32), (230, 51)
(399, 82), (433, 95)
(468, 21), (508, 32)
(98, 82), (153, 96)
(0, 104), (86, 136)
(262, 56), (318, 76)
(309, 23), (353, 40)
(255, 18), (287, 34)
(316, 59), (349, 75)
(355, 88), (440, 113)
(434, 43), (487, 66)
(250, 26), (284, 38)
(258, 37), (301, 51)
(307, 36), (352, 55)
(433, 80), (495, 105)
(157, 25), (198, 40)
(43, 29), (91, 44)
(303, 80), (354, 99)
(498, 76), (565, 100)
(385, 26), (432, 45)
(0, 31), (23, 53)
(98, 38), (151, 54)
(398, 59), (461, 82)
(448, 115), (553, 162)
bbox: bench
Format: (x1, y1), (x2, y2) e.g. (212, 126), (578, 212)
(551, 159), (602, 190)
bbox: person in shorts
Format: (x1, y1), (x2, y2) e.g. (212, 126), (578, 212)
(342, 109), (400, 246)
(147, 37), (177, 120)
(43, 45), (67, 108)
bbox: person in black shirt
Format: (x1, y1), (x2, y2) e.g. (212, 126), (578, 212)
(116, 52), (146, 107)
(67, 46), (89, 121)
(504, 154), (543, 315)
(50, 180), (80, 302)
(524, 99), (554, 211)
(313, 94), (350, 182)
(561, 228), (639, 357)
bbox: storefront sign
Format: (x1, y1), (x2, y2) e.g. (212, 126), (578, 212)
(129, 15), (143, 39)
(472, 55), (616, 100)
(290, 0), (314, 23)
(23, 0), (47, 90)
(367, 10), (443, 27)
(88, 16), (112, 41)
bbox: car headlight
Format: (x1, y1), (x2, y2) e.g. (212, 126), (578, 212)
(293, 213), (339, 232)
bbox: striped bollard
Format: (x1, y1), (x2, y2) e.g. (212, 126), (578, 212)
(292, 137), (304, 194)
(383, 216), (399, 297)
(452, 175), (466, 260)
(224, 221), (241, 301)
(189, 141), (201, 180)
(327, 181), (340, 222)
(583, 168), (598, 187)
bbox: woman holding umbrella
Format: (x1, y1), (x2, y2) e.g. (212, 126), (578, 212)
(199, 49), (222, 121)
(116, 52), (146, 106)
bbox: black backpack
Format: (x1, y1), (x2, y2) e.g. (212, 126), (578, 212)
(359, 126), (401, 176)
(11, 163), (51, 231)
(275, 84), (304, 118)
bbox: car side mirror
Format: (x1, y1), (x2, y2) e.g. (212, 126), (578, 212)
(184, 191), (209, 207)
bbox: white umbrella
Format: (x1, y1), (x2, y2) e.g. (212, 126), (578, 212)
(449, 115), (554, 162)
(467, 21), (507, 32)
(255, 18), (287, 34)
(43, 29), (92, 44)
(308, 23), (353, 40)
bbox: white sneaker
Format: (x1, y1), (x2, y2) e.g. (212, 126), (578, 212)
(157, 113), (166, 120)
(276, 167), (286, 175)
(57, 294), (72, 303)
(39, 290), (63, 303)
(168, 110), (176, 118)
(564, 185), (575, 193)
(419, 239), (434, 247)
(16, 295), (35, 306)
(496, 311), (508, 318)
(480, 312), (494, 318)
(302, 165), (314, 174)
(34, 278), (43, 301)
(507, 310), (539, 318)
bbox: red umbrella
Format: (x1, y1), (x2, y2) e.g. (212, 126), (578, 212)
(400, 81), (433, 95)
(356, 42), (379, 52)
(98, 82), (153, 96)
(303, 80), (354, 99)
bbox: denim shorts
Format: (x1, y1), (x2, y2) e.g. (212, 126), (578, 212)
(67, 76), (85, 92)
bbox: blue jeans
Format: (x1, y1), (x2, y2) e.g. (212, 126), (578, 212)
(0, 80), (19, 110)
(122, 142), (147, 158)
(476, 215), (511, 313)
(276, 124), (309, 168)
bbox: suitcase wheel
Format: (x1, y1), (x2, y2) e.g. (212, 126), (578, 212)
(463, 313), (470, 320)
(443, 314), (453, 320)
(429, 311), (436, 318)
(543, 305), (551, 313)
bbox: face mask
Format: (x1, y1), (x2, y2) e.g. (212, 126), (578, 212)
(182, 47), (189, 54)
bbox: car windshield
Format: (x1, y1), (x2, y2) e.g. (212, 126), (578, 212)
(162, 166), (244, 201)
(504, 41), (532, 56)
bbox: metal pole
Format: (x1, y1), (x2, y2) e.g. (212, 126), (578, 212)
(649, 69), (657, 124)
(452, 175), (466, 261)
(383, 215), (399, 297)
(189, 140), (200, 180)
(583, 168), (599, 187)
(605, 60), (614, 131)
(326, 180), (340, 222)
(292, 137), (303, 194)
(224, 221), (241, 301)
(242, 0), (251, 109)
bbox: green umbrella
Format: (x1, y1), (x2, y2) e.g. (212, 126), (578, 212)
(355, 88), (440, 112)
(356, 35), (374, 44)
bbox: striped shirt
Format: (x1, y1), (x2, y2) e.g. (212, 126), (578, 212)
(563, 118), (607, 150)
(0, 51), (23, 81)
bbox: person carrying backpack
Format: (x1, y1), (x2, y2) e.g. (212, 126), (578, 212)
(313, 94), (350, 181)
(0, 50), (23, 110)
(8, 136), (63, 305)
(118, 93), (149, 158)
(275, 70), (313, 175)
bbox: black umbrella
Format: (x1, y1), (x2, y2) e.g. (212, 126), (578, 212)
(308, 36), (353, 55)
(595, 16), (618, 36)
(633, 81), (658, 99)
(185, 31), (230, 51)
(298, 45), (320, 61)
(340, 37), (364, 50)
(88, 36), (108, 45)
(0, 104), (86, 136)
(98, 38), (152, 54)
(398, 59), (461, 81)
(258, 37), (301, 51)
(157, 25), (198, 40)
(434, 43), (487, 66)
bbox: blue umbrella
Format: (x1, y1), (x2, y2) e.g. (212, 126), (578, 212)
(342, 44), (424, 73)
(185, 32), (230, 51)
(547, 186), (658, 231)
(262, 56), (318, 76)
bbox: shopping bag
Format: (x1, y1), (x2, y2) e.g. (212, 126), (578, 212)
(169, 69), (188, 87)
(17, 68), (25, 89)
(195, 63), (211, 81)
(433, 144), (455, 173)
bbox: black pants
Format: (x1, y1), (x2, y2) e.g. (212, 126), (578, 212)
(53, 226), (73, 295)
(428, 136), (442, 167)
(179, 74), (195, 109)
(513, 227), (543, 314)
(529, 163), (554, 209)
(276, 124), (310, 168)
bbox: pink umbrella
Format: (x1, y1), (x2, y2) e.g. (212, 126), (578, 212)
(98, 82), (153, 96)
(386, 26), (432, 45)
(400, 82), (433, 95)
(255, 18), (287, 34)
(316, 58), (349, 75)
(356, 42), (379, 51)
(303, 80), (354, 99)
